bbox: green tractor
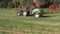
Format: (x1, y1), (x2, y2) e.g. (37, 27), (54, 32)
(32, 8), (44, 17)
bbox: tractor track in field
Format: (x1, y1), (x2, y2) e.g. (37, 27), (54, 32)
(20, 20), (60, 26)
(7, 18), (60, 26)
(0, 26), (60, 34)
(0, 27), (23, 34)
(8, 18), (60, 26)
(34, 21), (60, 26)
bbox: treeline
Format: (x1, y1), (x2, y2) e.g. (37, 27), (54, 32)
(0, 0), (21, 8)
(0, 0), (60, 8)
(0, 0), (32, 8)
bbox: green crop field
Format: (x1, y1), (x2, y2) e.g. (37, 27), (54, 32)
(0, 8), (60, 34)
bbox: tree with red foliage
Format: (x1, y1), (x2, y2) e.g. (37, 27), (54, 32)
(49, 4), (59, 10)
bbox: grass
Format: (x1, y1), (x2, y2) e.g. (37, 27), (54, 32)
(0, 8), (60, 34)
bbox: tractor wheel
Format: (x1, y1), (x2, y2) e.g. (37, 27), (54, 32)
(34, 12), (40, 18)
